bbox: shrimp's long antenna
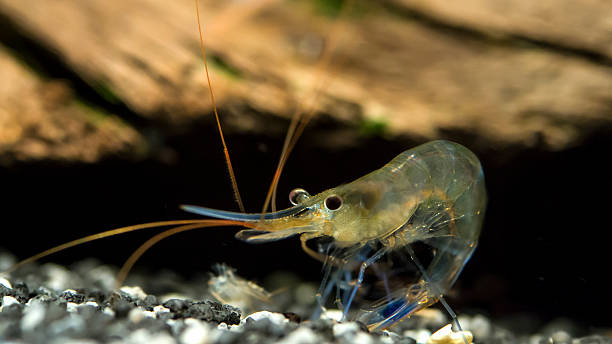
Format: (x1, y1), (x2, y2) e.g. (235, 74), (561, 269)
(115, 220), (253, 288)
(195, 0), (245, 213)
(262, 0), (354, 214)
(3, 220), (215, 274)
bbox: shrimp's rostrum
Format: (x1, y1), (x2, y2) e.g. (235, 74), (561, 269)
(184, 140), (487, 330)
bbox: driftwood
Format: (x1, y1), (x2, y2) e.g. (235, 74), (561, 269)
(1, 0), (611, 162)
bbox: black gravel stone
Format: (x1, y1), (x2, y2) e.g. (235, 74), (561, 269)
(163, 298), (187, 312)
(60, 289), (87, 303)
(143, 294), (158, 310)
(181, 300), (241, 325)
(109, 293), (137, 318)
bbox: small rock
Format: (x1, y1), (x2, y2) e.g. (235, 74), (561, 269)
(551, 331), (572, 344)
(243, 311), (288, 327)
(2, 295), (20, 308)
(163, 299), (187, 312)
(404, 329), (432, 344)
(20, 299), (46, 332)
(0, 277), (12, 289)
(60, 289), (86, 304)
(128, 307), (156, 323)
(333, 322), (361, 339)
(321, 309), (343, 322)
(427, 324), (473, 344)
(278, 327), (319, 344)
(154, 305), (170, 315)
(353, 331), (375, 344)
(180, 318), (212, 344)
(468, 315), (492, 339)
(66, 302), (81, 313)
(127, 328), (176, 344)
(119, 286), (147, 300)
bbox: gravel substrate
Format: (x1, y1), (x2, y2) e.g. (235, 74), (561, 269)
(0, 252), (610, 344)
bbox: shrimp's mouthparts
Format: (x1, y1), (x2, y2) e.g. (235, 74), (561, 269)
(180, 204), (308, 221)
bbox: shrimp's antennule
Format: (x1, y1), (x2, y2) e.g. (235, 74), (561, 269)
(115, 220), (255, 288)
(195, 0), (245, 213)
(261, 0), (355, 215)
(2, 219), (246, 275)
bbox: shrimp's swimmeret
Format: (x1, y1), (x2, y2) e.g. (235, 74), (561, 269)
(183, 139), (487, 331)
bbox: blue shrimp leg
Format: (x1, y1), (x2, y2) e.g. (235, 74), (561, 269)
(371, 263), (393, 303)
(342, 247), (389, 321)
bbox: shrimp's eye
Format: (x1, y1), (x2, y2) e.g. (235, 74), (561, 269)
(324, 195), (343, 211)
(289, 188), (310, 206)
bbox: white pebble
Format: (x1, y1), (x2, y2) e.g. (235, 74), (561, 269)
(552, 331), (571, 343)
(181, 318), (212, 344)
(86, 265), (116, 291)
(353, 332), (375, 344)
(404, 329), (432, 344)
(128, 328), (176, 344)
(154, 305), (171, 314)
(242, 311), (288, 326)
(103, 307), (116, 317)
(217, 322), (229, 331)
(468, 314), (491, 338)
(321, 309), (343, 322)
(83, 301), (99, 308)
(66, 302), (79, 313)
(120, 286), (148, 300)
(530, 335), (546, 344)
(49, 313), (85, 336)
(278, 327), (319, 344)
(427, 324), (473, 344)
(0, 277), (12, 289)
(128, 307), (156, 323)
(44, 264), (71, 291)
(1, 295), (19, 309)
(21, 300), (46, 331)
(52, 339), (99, 344)
(333, 322), (360, 338)
(0, 253), (16, 271)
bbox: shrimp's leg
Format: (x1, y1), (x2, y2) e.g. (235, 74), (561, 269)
(299, 232), (329, 263)
(371, 263), (393, 303)
(405, 244), (468, 343)
(312, 262), (337, 320)
(342, 248), (389, 321)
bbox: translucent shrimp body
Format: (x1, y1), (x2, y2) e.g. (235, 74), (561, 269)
(184, 140), (486, 330)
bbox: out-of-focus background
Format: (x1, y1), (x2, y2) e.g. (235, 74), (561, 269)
(1, 0), (611, 331)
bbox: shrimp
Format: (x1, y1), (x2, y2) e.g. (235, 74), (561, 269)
(183, 139), (486, 331)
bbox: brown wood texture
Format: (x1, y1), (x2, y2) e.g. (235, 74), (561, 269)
(1, 0), (611, 162)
